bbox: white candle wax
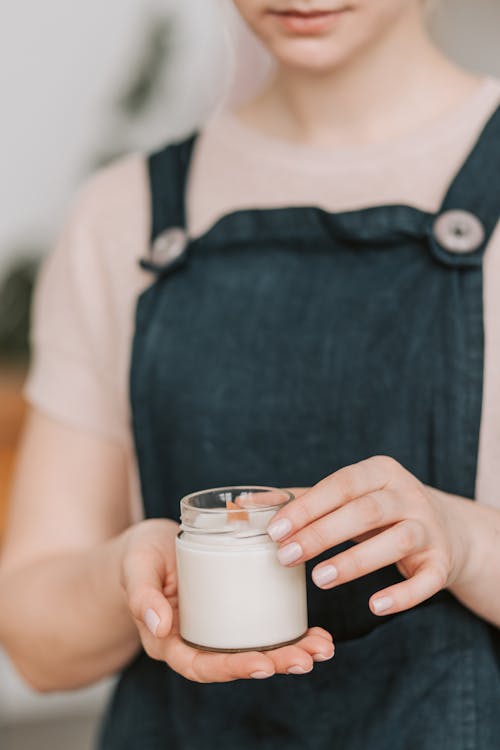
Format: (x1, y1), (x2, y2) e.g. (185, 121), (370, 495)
(176, 533), (308, 651)
(175, 486), (308, 652)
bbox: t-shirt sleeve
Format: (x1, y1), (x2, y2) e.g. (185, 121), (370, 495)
(24, 156), (149, 444)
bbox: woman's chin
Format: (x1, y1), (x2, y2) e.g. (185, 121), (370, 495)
(270, 39), (355, 73)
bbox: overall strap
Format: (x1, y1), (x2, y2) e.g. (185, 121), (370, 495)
(431, 105), (500, 266)
(149, 133), (198, 240)
(140, 133), (199, 274)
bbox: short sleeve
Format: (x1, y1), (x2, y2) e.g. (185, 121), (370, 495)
(24, 155), (151, 445)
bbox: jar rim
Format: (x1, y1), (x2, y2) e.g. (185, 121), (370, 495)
(180, 485), (294, 515)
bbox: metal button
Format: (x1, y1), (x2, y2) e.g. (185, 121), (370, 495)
(433, 210), (485, 255)
(151, 227), (188, 265)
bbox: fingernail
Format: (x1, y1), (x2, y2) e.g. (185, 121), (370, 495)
(287, 665), (313, 675)
(372, 596), (394, 614)
(313, 646), (335, 662)
(250, 671), (274, 680)
(277, 542), (303, 566)
(312, 565), (338, 587)
(267, 518), (292, 541)
(145, 608), (160, 636)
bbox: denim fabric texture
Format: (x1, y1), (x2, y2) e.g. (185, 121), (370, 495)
(99, 109), (500, 749)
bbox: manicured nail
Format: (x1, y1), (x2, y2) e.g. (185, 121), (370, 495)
(250, 671), (274, 680)
(268, 518), (292, 541)
(287, 665), (313, 675)
(313, 646), (335, 662)
(372, 596), (394, 614)
(277, 542), (303, 566)
(312, 565), (338, 588)
(145, 608), (160, 636)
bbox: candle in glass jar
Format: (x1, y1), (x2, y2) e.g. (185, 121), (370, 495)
(176, 486), (308, 652)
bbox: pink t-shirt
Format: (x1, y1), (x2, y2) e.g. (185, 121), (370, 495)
(26, 77), (500, 517)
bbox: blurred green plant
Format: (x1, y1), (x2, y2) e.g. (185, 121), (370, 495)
(0, 256), (39, 363)
(117, 17), (173, 118)
(93, 16), (174, 169)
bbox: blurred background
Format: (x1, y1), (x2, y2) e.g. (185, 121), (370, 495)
(0, 0), (499, 748)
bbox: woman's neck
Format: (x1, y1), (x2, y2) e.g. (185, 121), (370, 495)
(235, 8), (480, 149)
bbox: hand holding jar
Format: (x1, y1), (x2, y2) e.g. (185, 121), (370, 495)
(119, 504), (334, 684)
(268, 456), (479, 616)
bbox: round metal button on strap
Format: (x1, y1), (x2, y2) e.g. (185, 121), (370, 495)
(433, 210), (485, 255)
(151, 227), (189, 265)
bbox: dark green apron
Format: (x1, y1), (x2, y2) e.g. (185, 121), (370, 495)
(99, 107), (500, 749)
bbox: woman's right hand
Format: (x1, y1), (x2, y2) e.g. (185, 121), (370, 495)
(120, 519), (335, 683)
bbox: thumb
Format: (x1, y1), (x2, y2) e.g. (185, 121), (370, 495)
(123, 552), (174, 639)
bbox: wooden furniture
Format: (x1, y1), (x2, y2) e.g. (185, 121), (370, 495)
(0, 367), (27, 536)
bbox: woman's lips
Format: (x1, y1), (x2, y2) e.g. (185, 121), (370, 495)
(269, 8), (347, 34)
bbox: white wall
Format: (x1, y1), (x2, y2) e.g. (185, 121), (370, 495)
(0, 0), (499, 274)
(432, 0), (500, 75)
(0, 0), (226, 274)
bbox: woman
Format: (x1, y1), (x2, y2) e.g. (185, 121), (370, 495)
(1, 0), (499, 747)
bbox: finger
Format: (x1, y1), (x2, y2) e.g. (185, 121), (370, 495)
(266, 628), (334, 673)
(306, 626), (334, 643)
(191, 648), (276, 683)
(369, 565), (446, 616)
(268, 456), (407, 541)
(266, 644), (314, 675)
(311, 520), (427, 588)
(163, 634), (276, 683)
(123, 554), (173, 638)
(277, 490), (401, 564)
(293, 630), (335, 663)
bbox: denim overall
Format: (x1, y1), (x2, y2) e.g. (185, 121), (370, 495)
(100, 108), (500, 749)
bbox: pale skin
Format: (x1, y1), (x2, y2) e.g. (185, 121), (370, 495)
(0, 412), (333, 690)
(272, 460), (500, 627)
(0, 0), (498, 693)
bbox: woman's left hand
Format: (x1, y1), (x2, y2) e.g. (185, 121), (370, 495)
(268, 456), (472, 617)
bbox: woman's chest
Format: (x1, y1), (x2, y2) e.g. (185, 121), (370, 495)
(131, 239), (483, 508)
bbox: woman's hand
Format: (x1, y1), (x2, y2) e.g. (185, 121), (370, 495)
(268, 456), (475, 617)
(120, 519), (334, 683)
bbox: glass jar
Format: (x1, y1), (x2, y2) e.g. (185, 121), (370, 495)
(176, 486), (308, 652)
